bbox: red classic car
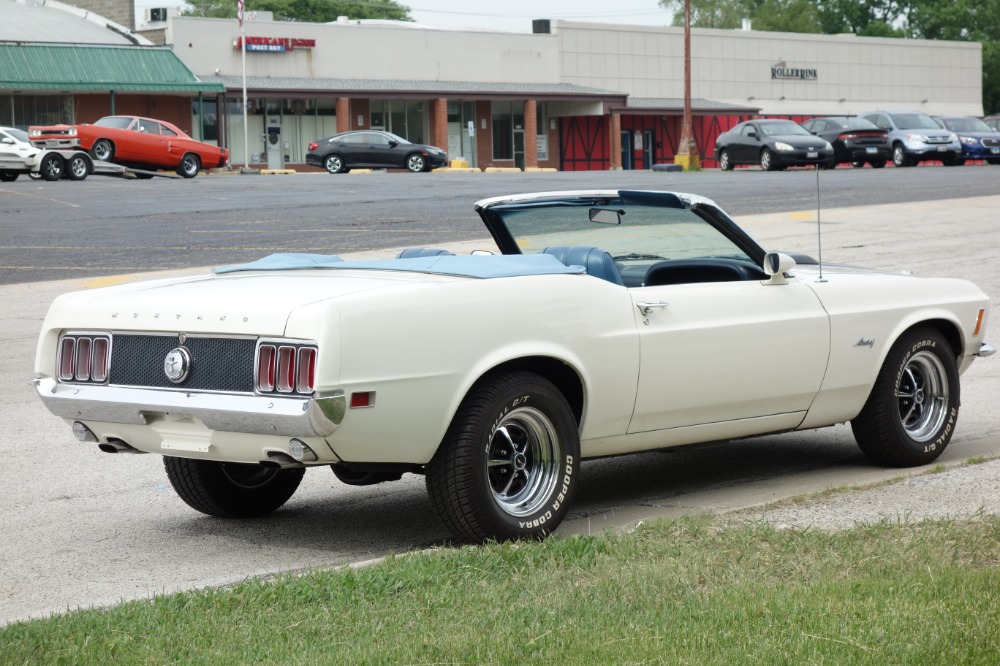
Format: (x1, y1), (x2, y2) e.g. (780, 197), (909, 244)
(29, 115), (228, 178)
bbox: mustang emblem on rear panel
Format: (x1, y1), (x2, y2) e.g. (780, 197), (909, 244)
(163, 347), (191, 383)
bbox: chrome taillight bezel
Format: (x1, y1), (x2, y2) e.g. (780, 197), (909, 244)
(254, 340), (318, 397)
(57, 333), (112, 384)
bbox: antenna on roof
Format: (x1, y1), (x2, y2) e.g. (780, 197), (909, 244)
(815, 165), (827, 283)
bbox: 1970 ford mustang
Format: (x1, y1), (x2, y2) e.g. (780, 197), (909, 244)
(34, 190), (994, 542)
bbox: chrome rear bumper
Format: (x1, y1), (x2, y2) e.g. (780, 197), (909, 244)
(34, 377), (345, 437)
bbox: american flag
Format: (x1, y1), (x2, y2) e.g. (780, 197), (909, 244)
(237, 0), (244, 27)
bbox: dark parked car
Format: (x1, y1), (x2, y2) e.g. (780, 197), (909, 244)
(933, 116), (1000, 165)
(715, 119), (833, 171)
(306, 130), (447, 173)
(984, 115), (1000, 131)
(801, 116), (890, 168)
(857, 110), (961, 167)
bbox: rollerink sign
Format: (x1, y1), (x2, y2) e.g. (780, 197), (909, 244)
(771, 60), (817, 81)
(234, 37), (317, 53)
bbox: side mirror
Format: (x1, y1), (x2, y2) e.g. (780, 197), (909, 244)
(763, 252), (795, 285)
(747, 129), (758, 138)
(388, 140), (398, 148)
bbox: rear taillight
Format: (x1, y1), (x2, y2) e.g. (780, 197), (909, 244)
(57, 334), (111, 384)
(308, 142), (318, 151)
(256, 342), (317, 396)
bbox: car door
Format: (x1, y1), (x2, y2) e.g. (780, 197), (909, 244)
(337, 133), (369, 167)
(627, 276), (830, 433)
(733, 123), (760, 163)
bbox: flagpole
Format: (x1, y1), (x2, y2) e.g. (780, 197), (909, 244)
(240, 0), (249, 171)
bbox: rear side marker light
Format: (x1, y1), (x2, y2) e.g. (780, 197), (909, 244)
(974, 308), (985, 337)
(350, 391), (375, 408)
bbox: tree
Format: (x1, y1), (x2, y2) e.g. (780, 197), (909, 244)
(660, 0), (820, 32)
(183, 0), (412, 22)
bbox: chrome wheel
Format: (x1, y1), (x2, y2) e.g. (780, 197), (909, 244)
(39, 153), (63, 181)
(892, 145), (908, 167)
(92, 139), (114, 162)
(896, 351), (949, 442)
(487, 406), (561, 517)
(67, 155), (89, 180)
(760, 149), (774, 171)
(406, 153), (426, 172)
(719, 150), (732, 171)
(178, 153), (201, 178)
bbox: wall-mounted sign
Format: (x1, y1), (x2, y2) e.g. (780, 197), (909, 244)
(234, 37), (317, 52)
(771, 60), (817, 81)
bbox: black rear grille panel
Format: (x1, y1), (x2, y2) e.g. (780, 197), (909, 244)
(109, 335), (255, 392)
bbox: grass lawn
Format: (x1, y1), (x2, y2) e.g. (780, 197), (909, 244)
(3, 514), (999, 665)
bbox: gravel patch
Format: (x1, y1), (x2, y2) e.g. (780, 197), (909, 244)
(740, 458), (1000, 530)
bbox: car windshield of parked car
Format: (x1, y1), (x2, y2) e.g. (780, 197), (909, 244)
(890, 113), (940, 130)
(491, 196), (756, 272)
(942, 117), (992, 132)
(94, 116), (134, 130)
(4, 128), (29, 143)
(760, 122), (810, 136)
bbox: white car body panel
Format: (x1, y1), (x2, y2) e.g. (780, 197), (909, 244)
(32, 190), (993, 541)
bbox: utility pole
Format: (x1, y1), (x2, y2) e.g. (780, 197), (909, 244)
(674, 0), (700, 171)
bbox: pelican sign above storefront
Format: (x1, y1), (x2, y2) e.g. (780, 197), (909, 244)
(771, 60), (817, 81)
(234, 37), (317, 53)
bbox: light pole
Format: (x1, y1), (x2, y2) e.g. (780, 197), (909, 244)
(674, 0), (700, 170)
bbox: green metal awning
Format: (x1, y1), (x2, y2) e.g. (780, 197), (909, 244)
(0, 44), (225, 93)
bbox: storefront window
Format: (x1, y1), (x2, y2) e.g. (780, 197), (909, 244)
(370, 99), (426, 143)
(492, 100), (524, 161)
(191, 97), (218, 143)
(0, 94), (72, 129)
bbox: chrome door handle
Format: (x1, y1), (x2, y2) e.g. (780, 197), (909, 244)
(636, 300), (670, 315)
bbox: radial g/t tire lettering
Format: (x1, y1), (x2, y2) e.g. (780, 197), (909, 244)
(851, 327), (960, 467)
(426, 371), (580, 543)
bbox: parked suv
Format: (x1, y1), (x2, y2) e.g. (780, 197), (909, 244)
(858, 110), (961, 167)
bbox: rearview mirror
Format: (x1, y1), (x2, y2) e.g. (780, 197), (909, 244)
(589, 208), (623, 225)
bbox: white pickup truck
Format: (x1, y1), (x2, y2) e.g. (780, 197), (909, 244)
(0, 126), (93, 182)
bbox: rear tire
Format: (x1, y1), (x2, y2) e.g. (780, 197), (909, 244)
(426, 372), (579, 542)
(177, 153), (201, 178)
(163, 457), (304, 518)
(851, 327), (959, 467)
(323, 154), (345, 174)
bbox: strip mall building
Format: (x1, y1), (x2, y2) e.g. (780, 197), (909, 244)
(2, 1), (984, 171)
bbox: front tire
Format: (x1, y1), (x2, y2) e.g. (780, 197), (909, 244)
(163, 457), (305, 518)
(718, 149), (734, 171)
(760, 148), (777, 171)
(177, 153), (201, 178)
(91, 139), (114, 162)
(426, 372), (580, 542)
(851, 327), (959, 467)
(892, 144), (912, 167)
(870, 159), (887, 169)
(406, 153), (427, 172)
(0, 170), (17, 182)
(39, 153), (64, 181)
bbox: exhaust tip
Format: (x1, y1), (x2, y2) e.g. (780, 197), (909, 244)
(98, 439), (143, 454)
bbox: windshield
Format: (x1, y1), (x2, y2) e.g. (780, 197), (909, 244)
(488, 194), (758, 278)
(890, 113), (941, 130)
(4, 128), (29, 143)
(941, 117), (992, 132)
(760, 122), (811, 136)
(94, 116), (135, 129)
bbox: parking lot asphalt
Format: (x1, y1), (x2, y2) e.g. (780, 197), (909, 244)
(2, 194), (999, 625)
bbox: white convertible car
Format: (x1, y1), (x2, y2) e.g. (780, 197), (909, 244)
(34, 190), (994, 542)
